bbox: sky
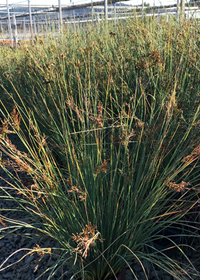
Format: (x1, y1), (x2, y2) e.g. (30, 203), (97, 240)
(0, 0), (178, 8)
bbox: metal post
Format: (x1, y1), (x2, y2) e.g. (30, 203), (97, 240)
(142, 0), (144, 17)
(34, 18), (37, 35)
(28, 0), (33, 41)
(48, 14), (52, 32)
(6, 0), (13, 48)
(58, 14), (60, 31)
(181, 0), (185, 20)
(97, 13), (100, 30)
(104, 0), (108, 21)
(12, 14), (18, 47)
(37, 17), (40, 35)
(48, 14), (51, 33)
(58, 0), (63, 32)
(23, 18), (26, 39)
(177, 0), (180, 20)
(114, 2), (117, 25)
(91, 0), (94, 22)
(73, 10), (76, 32)
(0, 21), (3, 35)
(45, 15), (47, 35)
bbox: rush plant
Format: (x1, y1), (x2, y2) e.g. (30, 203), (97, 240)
(1, 15), (200, 280)
(1, 81), (200, 280)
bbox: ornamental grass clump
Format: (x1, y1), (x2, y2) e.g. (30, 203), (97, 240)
(1, 86), (200, 279)
(0, 15), (200, 280)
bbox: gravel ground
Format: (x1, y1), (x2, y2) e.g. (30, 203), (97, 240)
(1, 155), (200, 280)
(0, 166), (76, 280)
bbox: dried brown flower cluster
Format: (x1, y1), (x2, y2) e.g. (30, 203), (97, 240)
(0, 119), (10, 139)
(31, 244), (51, 273)
(94, 159), (109, 177)
(65, 96), (84, 123)
(181, 143), (200, 165)
(168, 181), (191, 193)
(0, 106), (21, 139)
(1, 136), (35, 175)
(89, 101), (104, 128)
(118, 127), (136, 146)
(10, 106), (21, 132)
(71, 222), (103, 260)
(68, 185), (87, 202)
